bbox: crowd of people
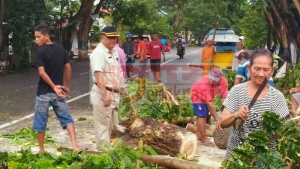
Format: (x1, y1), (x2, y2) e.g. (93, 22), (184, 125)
(32, 23), (298, 161)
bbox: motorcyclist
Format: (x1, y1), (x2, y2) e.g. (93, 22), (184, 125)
(176, 35), (185, 56)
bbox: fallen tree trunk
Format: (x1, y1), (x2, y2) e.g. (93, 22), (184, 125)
(141, 155), (214, 169)
(185, 123), (216, 137)
(130, 117), (197, 158)
(172, 116), (196, 124)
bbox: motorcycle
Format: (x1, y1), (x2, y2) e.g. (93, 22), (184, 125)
(177, 45), (184, 59)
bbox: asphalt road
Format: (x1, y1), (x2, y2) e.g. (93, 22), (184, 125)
(0, 46), (203, 127)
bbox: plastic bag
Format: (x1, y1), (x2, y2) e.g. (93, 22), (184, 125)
(275, 62), (287, 78)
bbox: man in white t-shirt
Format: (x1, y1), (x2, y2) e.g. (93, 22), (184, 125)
(232, 42), (244, 71)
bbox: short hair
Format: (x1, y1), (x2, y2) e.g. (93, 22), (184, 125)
(34, 24), (50, 36)
(138, 35), (143, 40)
(250, 48), (274, 67)
(237, 52), (250, 60)
(153, 32), (158, 36)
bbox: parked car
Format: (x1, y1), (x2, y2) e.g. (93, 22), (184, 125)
(204, 28), (235, 44)
(132, 35), (152, 57)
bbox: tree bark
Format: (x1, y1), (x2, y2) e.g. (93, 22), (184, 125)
(185, 123), (216, 137)
(141, 155), (214, 169)
(0, 0), (4, 48)
(77, 15), (93, 60)
(130, 117), (198, 158)
(293, 0), (300, 15)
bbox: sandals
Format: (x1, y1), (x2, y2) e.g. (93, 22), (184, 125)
(201, 141), (215, 147)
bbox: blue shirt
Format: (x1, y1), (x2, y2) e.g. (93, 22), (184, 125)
(235, 60), (274, 87)
(161, 38), (167, 46)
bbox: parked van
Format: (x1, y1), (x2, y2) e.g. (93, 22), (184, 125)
(204, 28), (235, 44)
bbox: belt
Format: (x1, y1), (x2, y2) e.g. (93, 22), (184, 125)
(94, 83), (120, 93)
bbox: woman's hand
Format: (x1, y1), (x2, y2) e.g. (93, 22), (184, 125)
(234, 106), (250, 121)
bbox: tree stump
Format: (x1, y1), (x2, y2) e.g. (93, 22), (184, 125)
(213, 126), (232, 149)
(130, 117), (197, 158)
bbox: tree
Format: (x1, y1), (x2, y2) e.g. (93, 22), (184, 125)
(238, 2), (268, 49)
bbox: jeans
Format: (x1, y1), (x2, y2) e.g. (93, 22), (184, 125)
(32, 93), (74, 132)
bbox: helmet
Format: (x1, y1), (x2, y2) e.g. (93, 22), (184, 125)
(126, 33), (133, 38)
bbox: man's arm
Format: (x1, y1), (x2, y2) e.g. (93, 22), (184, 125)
(206, 102), (218, 120)
(161, 44), (166, 62)
(234, 78), (242, 85)
(94, 71), (111, 106)
(38, 67), (64, 97)
(64, 63), (71, 88)
(63, 63), (72, 96)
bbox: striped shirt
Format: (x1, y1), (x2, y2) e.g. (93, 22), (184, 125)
(223, 82), (290, 159)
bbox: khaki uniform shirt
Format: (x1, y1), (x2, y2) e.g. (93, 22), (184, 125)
(90, 43), (124, 108)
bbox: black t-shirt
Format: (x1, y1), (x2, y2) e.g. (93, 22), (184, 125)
(36, 44), (69, 96)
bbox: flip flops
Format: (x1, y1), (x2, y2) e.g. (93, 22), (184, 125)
(77, 147), (89, 154)
(201, 141), (215, 147)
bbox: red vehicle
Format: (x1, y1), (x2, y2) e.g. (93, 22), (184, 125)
(165, 41), (171, 53)
(132, 35), (152, 57)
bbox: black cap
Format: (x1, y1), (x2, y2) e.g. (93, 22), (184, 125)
(101, 26), (119, 37)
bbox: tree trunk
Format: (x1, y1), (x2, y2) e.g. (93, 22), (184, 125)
(185, 123), (216, 137)
(141, 155), (214, 169)
(293, 0), (300, 15)
(0, 0), (4, 48)
(266, 25), (272, 50)
(77, 16), (93, 61)
(130, 117), (198, 158)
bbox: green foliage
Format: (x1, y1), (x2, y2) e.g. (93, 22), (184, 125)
(1, 127), (55, 147)
(275, 61), (300, 97)
(223, 70), (236, 91)
(90, 24), (101, 43)
(119, 79), (194, 122)
(213, 94), (222, 112)
(105, 0), (172, 36)
(1, 140), (165, 169)
(221, 112), (300, 168)
(238, 1), (268, 49)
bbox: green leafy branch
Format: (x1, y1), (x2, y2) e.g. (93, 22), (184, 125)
(221, 112), (300, 169)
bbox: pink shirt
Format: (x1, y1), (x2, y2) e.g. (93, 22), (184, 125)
(190, 76), (228, 103)
(114, 44), (126, 81)
(148, 41), (163, 60)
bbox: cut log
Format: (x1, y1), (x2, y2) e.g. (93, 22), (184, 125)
(172, 116), (197, 124)
(141, 155), (214, 169)
(130, 117), (197, 158)
(213, 127), (232, 149)
(185, 123), (216, 137)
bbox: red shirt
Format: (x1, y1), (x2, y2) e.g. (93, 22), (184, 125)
(190, 76), (228, 103)
(148, 41), (163, 60)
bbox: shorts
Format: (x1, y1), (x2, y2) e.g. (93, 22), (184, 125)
(32, 93), (74, 132)
(193, 103), (209, 117)
(292, 92), (300, 104)
(150, 59), (161, 72)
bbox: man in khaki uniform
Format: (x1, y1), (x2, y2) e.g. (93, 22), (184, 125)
(89, 26), (127, 148)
